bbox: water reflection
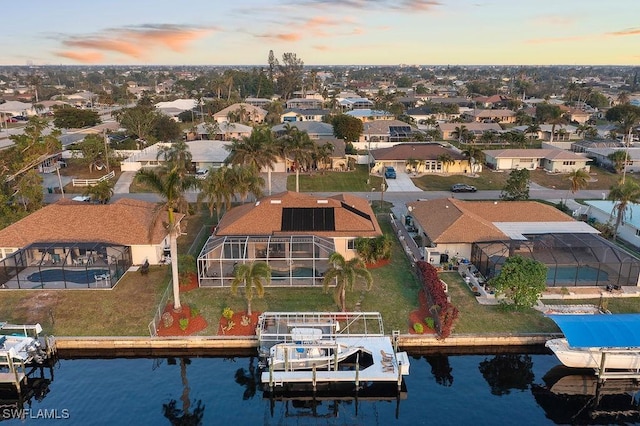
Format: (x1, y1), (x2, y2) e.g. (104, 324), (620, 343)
(424, 354), (454, 387)
(479, 354), (535, 396)
(532, 365), (640, 424)
(0, 363), (54, 419)
(162, 358), (205, 425)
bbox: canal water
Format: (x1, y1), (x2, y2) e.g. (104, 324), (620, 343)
(3, 352), (640, 425)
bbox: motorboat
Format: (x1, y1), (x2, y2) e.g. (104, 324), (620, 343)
(268, 328), (362, 371)
(546, 338), (640, 370)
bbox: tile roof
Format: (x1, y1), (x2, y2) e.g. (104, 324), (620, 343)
(371, 143), (465, 161)
(483, 148), (588, 160)
(0, 198), (178, 248)
(406, 198), (574, 244)
(438, 123), (503, 132)
(215, 191), (382, 238)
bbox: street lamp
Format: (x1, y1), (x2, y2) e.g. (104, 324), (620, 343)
(380, 182), (386, 208)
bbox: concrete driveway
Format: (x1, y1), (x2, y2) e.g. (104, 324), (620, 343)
(383, 169), (422, 192)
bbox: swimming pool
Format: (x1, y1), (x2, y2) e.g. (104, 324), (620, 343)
(546, 265), (608, 283)
(271, 267), (318, 278)
(27, 269), (110, 284)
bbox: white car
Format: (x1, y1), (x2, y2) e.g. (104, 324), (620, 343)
(195, 169), (209, 180)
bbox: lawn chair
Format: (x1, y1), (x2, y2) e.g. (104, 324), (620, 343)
(380, 349), (394, 362)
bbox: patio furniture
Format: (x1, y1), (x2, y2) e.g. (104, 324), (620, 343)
(94, 273), (109, 287)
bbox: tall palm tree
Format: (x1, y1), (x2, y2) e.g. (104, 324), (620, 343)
(564, 168), (590, 203)
(452, 125), (468, 143)
(462, 146), (485, 175)
(437, 153), (455, 173)
(322, 252), (373, 312)
(136, 168), (196, 311)
(607, 150), (628, 175)
(157, 140), (193, 178)
(230, 164), (264, 204)
(608, 179), (640, 242)
(525, 124), (540, 140)
(197, 166), (235, 222)
(279, 124), (314, 192)
(225, 126), (278, 195)
(230, 261), (271, 316)
(313, 142), (334, 173)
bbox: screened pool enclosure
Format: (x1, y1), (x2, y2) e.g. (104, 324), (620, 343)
(471, 233), (640, 288)
(0, 242), (132, 289)
(197, 235), (335, 287)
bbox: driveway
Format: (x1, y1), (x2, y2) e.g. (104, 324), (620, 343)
(383, 169), (422, 192)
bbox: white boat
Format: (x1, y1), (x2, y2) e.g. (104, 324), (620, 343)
(546, 338), (640, 370)
(0, 323), (46, 364)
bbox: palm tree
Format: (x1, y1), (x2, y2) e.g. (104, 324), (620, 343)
(322, 252), (373, 312)
(84, 179), (114, 204)
(607, 150), (628, 175)
(525, 124), (540, 140)
(197, 166), (235, 222)
(313, 142), (334, 173)
(157, 140), (193, 178)
(279, 124), (314, 192)
(437, 153), (455, 173)
(230, 261), (271, 316)
(564, 168), (590, 204)
(136, 168), (196, 311)
(462, 146), (485, 175)
(225, 126), (278, 195)
(452, 125), (468, 143)
(608, 179), (640, 242)
(406, 158), (419, 174)
(230, 164), (264, 204)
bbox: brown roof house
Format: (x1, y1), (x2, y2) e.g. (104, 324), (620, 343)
(370, 143), (476, 175)
(0, 198), (183, 289)
(402, 198), (637, 289)
(197, 191), (381, 288)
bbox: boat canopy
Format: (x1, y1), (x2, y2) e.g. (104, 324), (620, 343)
(548, 314), (640, 348)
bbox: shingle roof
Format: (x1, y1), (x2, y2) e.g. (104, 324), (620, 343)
(371, 143), (465, 161)
(406, 198), (574, 244)
(483, 148), (588, 160)
(0, 198), (178, 248)
(215, 191), (381, 238)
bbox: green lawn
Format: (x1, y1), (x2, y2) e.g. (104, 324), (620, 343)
(288, 165), (383, 192)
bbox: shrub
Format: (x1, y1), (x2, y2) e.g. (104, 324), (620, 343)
(417, 261), (459, 339)
(191, 306), (200, 317)
(424, 317), (435, 329)
(222, 307), (234, 321)
(179, 318), (189, 331)
(161, 312), (173, 328)
(413, 323), (424, 334)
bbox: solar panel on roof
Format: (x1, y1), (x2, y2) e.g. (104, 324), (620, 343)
(281, 208), (335, 231)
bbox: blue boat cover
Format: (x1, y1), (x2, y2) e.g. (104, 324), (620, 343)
(548, 314), (640, 348)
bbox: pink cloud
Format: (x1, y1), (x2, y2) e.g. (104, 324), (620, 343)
(399, 0), (441, 11)
(607, 28), (640, 37)
(525, 35), (591, 45)
(56, 51), (104, 63)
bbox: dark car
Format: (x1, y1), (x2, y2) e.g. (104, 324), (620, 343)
(451, 183), (477, 193)
(12, 115), (28, 121)
(384, 166), (396, 179)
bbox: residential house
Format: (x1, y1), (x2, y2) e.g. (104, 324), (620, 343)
(403, 198), (636, 288)
(186, 122), (252, 141)
(244, 97), (272, 108)
(271, 122), (346, 171)
(370, 143), (471, 175)
(583, 147), (640, 173)
(285, 98), (323, 110)
(155, 99), (198, 119)
(584, 200), (640, 249)
(280, 108), (329, 123)
(120, 141), (231, 172)
(473, 95), (512, 109)
(361, 120), (414, 143)
(406, 106), (457, 124)
(339, 97), (374, 110)
(212, 103), (267, 124)
(438, 123), (502, 141)
(347, 109), (395, 122)
(0, 198), (183, 288)
(463, 109), (516, 124)
(483, 148), (591, 173)
(197, 191), (382, 287)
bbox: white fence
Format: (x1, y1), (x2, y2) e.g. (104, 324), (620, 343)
(72, 170), (115, 187)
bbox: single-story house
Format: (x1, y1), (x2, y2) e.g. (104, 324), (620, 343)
(583, 147), (640, 174)
(404, 198), (638, 288)
(370, 143), (472, 175)
(281, 109), (329, 123)
(462, 109), (517, 124)
(197, 191), (382, 287)
(339, 97), (374, 110)
(438, 123), (503, 140)
(0, 198), (182, 289)
(347, 109), (395, 122)
(213, 103), (267, 124)
(285, 98), (323, 110)
(483, 148), (591, 173)
(584, 200), (640, 248)
(185, 122), (253, 141)
(361, 120), (415, 143)
(120, 141), (231, 172)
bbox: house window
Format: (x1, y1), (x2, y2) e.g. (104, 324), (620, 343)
(347, 239), (356, 250)
(636, 229), (640, 237)
(562, 161), (576, 166)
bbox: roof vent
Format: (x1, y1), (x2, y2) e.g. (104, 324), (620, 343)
(270, 200), (281, 204)
(317, 200), (328, 204)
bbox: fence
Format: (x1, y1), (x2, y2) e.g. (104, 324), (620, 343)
(72, 170), (115, 187)
(148, 280), (173, 337)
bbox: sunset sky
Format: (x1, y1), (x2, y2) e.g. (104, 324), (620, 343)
(2, 0), (639, 66)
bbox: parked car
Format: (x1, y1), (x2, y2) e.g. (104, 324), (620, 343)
(12, 115), (28, 121)
(384, 166), (396, 179)
(451, 183), (477, 193)
(3, 117), (18, 123)
(195, 168), (209, 180)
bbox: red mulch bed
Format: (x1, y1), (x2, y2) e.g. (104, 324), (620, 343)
(218, 311), (261, 336)
(179, 273), (199, 292)
(408, 289), (436, 335)
(366, 258), (390, 269)
(157, 304), (208, 336)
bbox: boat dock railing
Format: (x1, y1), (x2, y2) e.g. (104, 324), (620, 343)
(257, 312), (385, 356)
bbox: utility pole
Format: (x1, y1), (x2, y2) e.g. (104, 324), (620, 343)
(103, 129), (110, 173)
(56, 165), (65, 198)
